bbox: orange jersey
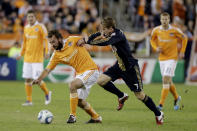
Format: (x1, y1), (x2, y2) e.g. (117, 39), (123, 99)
(21, 21), (48, 63)
(150, 25), (188, 61)
(46, 36), (98, 75)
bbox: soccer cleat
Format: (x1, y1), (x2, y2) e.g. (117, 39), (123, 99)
(86, 116), (102, 124)
(155, 111), (164, 125)
(45, 91), (52, 105)
(157, 104), (163, 111)
(22, 101), (33, 106)
(174, 96), (181, 111)
(67, 114), (76, 123)
(117, 93), (129, 111)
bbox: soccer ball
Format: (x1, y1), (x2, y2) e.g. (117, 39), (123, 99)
(37, 110), (53, 124)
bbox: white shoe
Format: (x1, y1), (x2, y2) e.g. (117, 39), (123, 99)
(155, 111), (164, 125)
(22, 101), (33, 106)
(45, 91), (52, 105)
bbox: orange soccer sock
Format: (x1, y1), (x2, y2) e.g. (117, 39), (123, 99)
(40, 81), (49, 95)
(170, 84), (179, 100)
(25, 84), (32, 102)
(159, 84), (170, 106)
(84, 104), (99, 119)
(70, 93), (78, 116)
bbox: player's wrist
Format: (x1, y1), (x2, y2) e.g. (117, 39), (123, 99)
(83, 37), (87, 43)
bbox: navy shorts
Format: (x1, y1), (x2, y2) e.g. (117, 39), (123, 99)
(104, 62), (143, 92)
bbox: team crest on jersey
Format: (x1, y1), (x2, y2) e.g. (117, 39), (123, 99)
(169, 33), (174, 36)
(68, 42), (72, 46)
(35, 28), (39, 32)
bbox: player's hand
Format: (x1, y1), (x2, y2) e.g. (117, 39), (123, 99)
(77, 38), (86, 46)
(32, 79), (41, 85)
(156, 47), (162, 53)
(16, 55), (21, 60)
(146, 29), (152, 36)
(45, 53), (50, 59)
(179, 52), (185, 59)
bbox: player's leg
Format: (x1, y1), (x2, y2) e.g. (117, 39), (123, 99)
(67, 78), (84, 123)
(170, 82), (178, 100)
(170, 82), (181, 110)
(159, 60), (178, 110)
(158, 75), (171, 110)
(78, 99), (102, 123)
(124, 64), (163, 125)
(135, 91), (164, 124)
(22, 78), (33, 106)
(168, 60), (181, 110)
(134, 91), (163, 125)
(32, 63), (51, 105)
(97, 74), (124, 98)
(22, 62), (33, 106)
(97, 63), (128, 110)
(77, 70), (101, 123)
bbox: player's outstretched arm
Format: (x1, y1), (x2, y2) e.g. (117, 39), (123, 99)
(125, 30), (151, 42)
(87, 33), (123, 46)
(32, 69), (51, 85)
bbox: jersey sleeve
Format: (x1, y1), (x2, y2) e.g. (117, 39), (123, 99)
(175, 28), (188, 53)
(46, 53), (59, 70)
(150, 28), (158, 51)
(87, 32), (124, 46)
(87, 32), (101, 43)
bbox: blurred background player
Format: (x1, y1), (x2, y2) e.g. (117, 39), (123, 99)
(78, 17), (164, 125)
(150, 12), (188, 111)
(8, 42), (21, 59)
(17, 10), (51, 106)
(33, 30), (102, 124)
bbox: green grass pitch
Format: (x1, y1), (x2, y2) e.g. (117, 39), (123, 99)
(0, 81), (196, 131)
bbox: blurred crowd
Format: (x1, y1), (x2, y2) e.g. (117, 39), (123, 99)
(127, 0), (196, 34)
(0, 0), (196, 36)
(0, 0), (100, 36)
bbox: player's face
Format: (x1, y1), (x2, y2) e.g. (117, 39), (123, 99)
(49, 35), (63, 50)
(160, 16), (170, 26)
(101, 25), (114, 37)
(27, 13), (36, 25)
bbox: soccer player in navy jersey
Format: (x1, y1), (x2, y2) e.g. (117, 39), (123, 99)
(78, 17), (164, 125)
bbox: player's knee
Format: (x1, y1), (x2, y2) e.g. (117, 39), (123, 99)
(163, 76), (171, 84)
(97, 78), (108, 87)
(69, 80), (83, 92)
(97, 74), (111, 87)
(69, 82), (78, 92)
(134, 92), (145, 101)
(25, 79), (33, 85)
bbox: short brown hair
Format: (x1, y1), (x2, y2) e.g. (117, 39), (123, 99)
(27, 10), (35, 15)
(160, 12), (170, 18)
(102, 17), (116, 29)
(48, 30), (63, 39)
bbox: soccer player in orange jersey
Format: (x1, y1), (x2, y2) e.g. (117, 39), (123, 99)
(17, 10), (51, 106)
(32, 30), (102, 124)
(150, 12), (188, 111)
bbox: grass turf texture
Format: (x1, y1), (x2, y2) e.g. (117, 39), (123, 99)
(0, 81), (196, 131)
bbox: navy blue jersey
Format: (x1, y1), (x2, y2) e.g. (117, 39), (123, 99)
(87, 28), (138, 71)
